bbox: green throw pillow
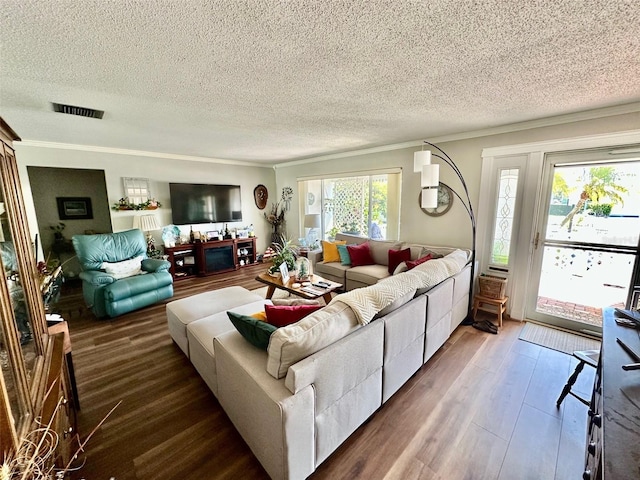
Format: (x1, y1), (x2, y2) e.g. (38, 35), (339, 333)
(337, 244), (352, 266)
(227, 311), (277, 350)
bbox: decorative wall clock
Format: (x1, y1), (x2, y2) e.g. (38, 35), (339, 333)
(254, 184), (268, 210)
(419, 182), (453, 217)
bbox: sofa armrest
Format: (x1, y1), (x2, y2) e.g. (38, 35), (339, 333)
(141, 258), (170, 273)
(284, 320), (384, 465)
(285, 320), (383, 404)
(79, 270), (115, 286)
(306, 249), (323, 269)
(215, 331), (315, 480)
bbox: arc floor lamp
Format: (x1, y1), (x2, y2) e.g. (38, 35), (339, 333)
(415, 141), (476, 325)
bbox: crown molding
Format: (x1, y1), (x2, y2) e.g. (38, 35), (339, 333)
(272, 140), (423, 168)
(15, 102), (640, 169)
(430, 102), (640, 144)
(481, 129), (640, 158)
(15, 140), (272, 168)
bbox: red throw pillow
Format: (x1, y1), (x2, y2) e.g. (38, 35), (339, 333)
(264, 304), (323, 327)
(406, 253), (433, 270)
(388, 248), (411, 274)
(346, 242), (375, 267)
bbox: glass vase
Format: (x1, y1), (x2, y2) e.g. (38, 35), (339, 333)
(295, 256), (311, 281)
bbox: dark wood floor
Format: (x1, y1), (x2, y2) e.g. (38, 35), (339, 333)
(60, 263), (592, 480)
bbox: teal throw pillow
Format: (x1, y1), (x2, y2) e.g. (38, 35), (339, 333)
(337, 244), (352, 266)
(227, 311), (277, 350)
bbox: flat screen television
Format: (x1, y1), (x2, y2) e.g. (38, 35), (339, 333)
(169, 183), (242, 225)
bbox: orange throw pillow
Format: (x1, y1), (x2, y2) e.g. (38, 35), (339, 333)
(322, 240), (346, 263)
(250, 311), (268, 322)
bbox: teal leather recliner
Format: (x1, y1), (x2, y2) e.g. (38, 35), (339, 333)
(72, 229), (174, 318)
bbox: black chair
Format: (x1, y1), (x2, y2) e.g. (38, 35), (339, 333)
(556, 349), (599, 407)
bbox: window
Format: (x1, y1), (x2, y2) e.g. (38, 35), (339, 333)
(298, 171), (401, 241)
(490, 168), (520, 266)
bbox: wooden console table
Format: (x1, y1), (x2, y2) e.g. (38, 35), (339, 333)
(584, 308), (640, 479)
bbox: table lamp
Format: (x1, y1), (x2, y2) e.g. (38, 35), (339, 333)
(304, 214), (321, 248)
(133, 214), (161, 255)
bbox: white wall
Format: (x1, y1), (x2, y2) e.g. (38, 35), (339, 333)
(13, 111), (640, 257)
(15, 147), (277, 254)
(274, 112), (640, 250)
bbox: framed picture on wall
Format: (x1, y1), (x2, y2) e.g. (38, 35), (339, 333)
(57, 197), (93, 220)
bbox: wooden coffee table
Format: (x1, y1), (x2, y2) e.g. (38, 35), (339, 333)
(255, 272), (342, 304)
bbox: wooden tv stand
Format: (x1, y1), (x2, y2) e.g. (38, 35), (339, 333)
(165, 237), (257, 280)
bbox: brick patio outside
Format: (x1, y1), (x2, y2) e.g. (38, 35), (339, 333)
(536, 296), (626, 327)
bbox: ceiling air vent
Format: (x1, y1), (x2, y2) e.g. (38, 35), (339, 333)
(52, 102), (104, 119)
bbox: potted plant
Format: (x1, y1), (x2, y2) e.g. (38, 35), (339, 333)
(267, 236), (296, 275)
(137, 198), (162, 210)
(342, 221), (360, 235)
(264, 187), (293, 243)
(113, 197), (133, 210)
(327, 225), (340, 241)
(50, 222), (66, 242)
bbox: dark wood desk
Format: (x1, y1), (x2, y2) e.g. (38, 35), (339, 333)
(585, 308), (640, 479)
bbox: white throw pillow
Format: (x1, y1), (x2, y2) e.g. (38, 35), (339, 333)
(102, 255), (144, 279)
(393, 262), (408, 275)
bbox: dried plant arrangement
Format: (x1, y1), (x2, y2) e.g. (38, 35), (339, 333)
(1, 399), (121, 480)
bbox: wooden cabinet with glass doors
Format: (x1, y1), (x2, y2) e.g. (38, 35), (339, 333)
(0, 117), (75, 472)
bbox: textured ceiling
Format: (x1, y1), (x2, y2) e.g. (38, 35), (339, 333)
(1, 0), (639, 164)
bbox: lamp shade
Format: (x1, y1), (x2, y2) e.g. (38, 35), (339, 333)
(413, 150), (432, 173)
(421, 188), (438, 209)
(421, 164), (439, 187)
(304, 213), (321, 229)
(133, 214), (160, 232)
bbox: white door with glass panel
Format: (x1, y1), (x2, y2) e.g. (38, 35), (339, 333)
(526, 148), (640, 334)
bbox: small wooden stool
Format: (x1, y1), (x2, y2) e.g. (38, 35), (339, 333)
(472, 295), (508, 327)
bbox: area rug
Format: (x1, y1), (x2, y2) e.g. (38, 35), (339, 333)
(518, 322), (600, 355)
(251, 286), (295, 300)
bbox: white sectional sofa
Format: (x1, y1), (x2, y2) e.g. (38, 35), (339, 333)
(166, 248), (471, 480)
